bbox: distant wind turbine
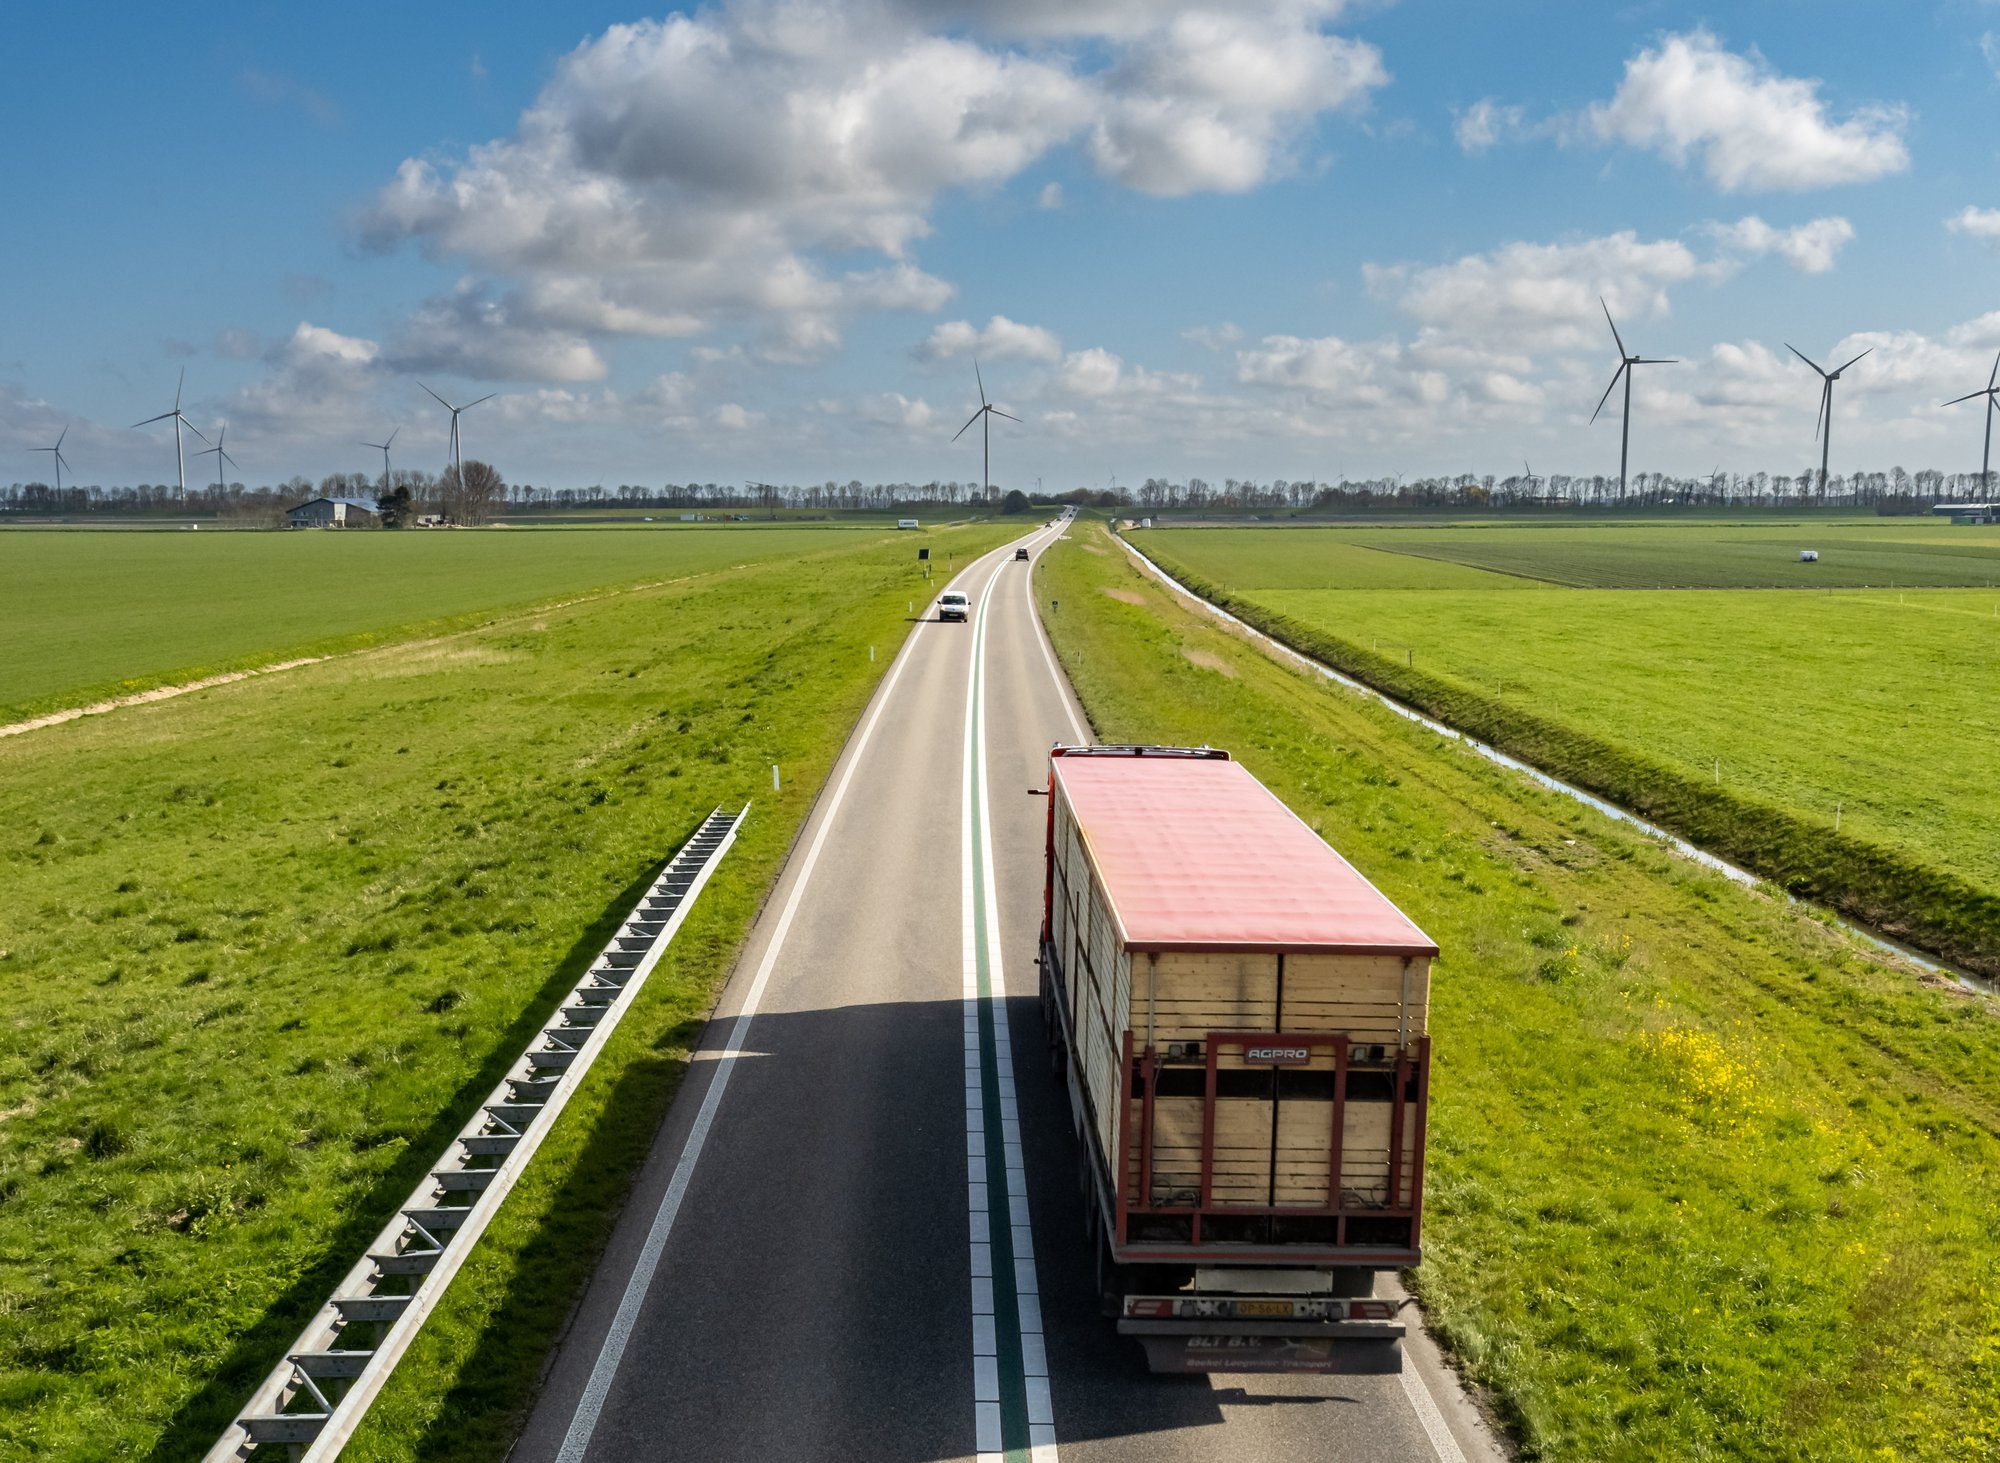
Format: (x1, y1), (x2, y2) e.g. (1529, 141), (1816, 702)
(31, 427), (72, 496)
(1786, 342), (1872, 499)
(133, 368), (209, 500)
(950, 361), (1019, 499)
(193, 424), (238, 494)
(420, 383), (494, 480)
(1590, 298), (1676, 501)
(361, 427), (399, 498)
(1941, 350), (2000, 498)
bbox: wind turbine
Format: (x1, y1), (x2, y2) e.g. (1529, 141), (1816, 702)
(31, 427), (72, 496)
(1786, 342), (1872, 499)
(1941, 350), (2000, 499)
(950, 361), (1019, 500)
(133, 368), (209, 501)
(361, 427), (399, 498)
(193, 424), (238, 495)
(1590, 298), (1677, 501)
(420, 383), (494, 481)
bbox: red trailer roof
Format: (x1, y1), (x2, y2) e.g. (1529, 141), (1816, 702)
(1052, 752), (1438, 956)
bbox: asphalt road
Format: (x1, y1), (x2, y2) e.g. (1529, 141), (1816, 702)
(509, 521), (1505, 1463)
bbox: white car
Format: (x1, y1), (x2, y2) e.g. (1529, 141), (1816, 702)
(938, 590), (970, 622)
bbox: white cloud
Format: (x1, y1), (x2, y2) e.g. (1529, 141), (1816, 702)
(1706, 215), (1854, 273)
(1586, 30), (1909, 192)
(1183, 322), (1243, 350)
(1364, 231), (1706, 351)
(1058, 347), (1127, 397)
(358, 2), (1384, 376)
(858, 391), (938, 432)
(1983, 32), (2000, 82)
(1454, 98), (1525, 153)
(1038, 181), (1064, 209)
(232, 323), (382, 423)
(1086, 10), (1386, 195)
(1237, 333), (1447, 408)
(918, 315), (1064, 363)
(1947, 206), (2000, 246)
(388, 283), (607, 383)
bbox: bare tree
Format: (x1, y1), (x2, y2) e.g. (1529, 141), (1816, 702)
(439, 460), (506, 525)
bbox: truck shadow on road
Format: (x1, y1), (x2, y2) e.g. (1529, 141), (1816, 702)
(492, 989), (1386, 1463)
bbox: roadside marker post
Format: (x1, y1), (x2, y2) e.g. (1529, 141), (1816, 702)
(772, 763), (781, 792)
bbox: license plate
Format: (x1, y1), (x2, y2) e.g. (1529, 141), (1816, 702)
(1234, 1300), (1294, 1317)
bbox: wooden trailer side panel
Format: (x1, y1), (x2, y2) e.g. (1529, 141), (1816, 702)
(1053, 784), (1132, 1173)
(1130, 951), (1430, 1043)
(1121, 954), (1429, 1220)
(1132, 951), (1279, 1043)
(1283, 952), (1431, 1043)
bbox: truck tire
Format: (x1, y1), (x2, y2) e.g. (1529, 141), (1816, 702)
(1094, 1219), (1124, 1318)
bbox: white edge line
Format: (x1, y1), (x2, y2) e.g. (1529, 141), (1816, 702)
(556, 533), (1034, 1462)
(1399, 1360), (1471, 1463)
(1024, 528), (1089, 746)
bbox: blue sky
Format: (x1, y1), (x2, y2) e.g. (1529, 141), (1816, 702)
(4, 1), (1999, 490)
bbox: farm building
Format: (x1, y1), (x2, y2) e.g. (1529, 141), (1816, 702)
(287, 496), (379, 528)
(1931, 503), (1999, 525)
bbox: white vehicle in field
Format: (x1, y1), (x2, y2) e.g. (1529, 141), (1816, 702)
(938, 590), (970, 622)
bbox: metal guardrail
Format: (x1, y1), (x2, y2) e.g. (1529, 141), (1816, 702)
(205, 806), (749, 1461)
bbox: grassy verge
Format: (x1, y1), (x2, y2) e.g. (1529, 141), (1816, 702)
(1039, 520), (2000, 1461)
(1131, 532), (2000, 979)
(0, 521), (1016, 1462)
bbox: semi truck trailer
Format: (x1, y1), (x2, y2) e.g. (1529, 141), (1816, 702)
(1037, 744), (1437, 1375)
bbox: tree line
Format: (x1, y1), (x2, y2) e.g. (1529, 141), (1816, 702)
(1133, 467), (2000, 514)
(6, 464), (1997, 521)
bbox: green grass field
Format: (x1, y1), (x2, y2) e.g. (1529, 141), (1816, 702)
(1342, 519), (2000, 588)
(0, 525), (961, 723)
(1141, 524), (2000, 972)
(1250, 587), (2000, 891)
(1122, 528), (1527, 590)
(0, 521), (1015, 1462)
(1041, 521), (2000, 1461)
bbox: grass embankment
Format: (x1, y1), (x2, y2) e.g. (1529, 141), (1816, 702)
(1039, 521), (2000, 1461)
(0, 525), (951, 725)
(1134, 532), (2000, 978)
(0, 521), (1016, 1462)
